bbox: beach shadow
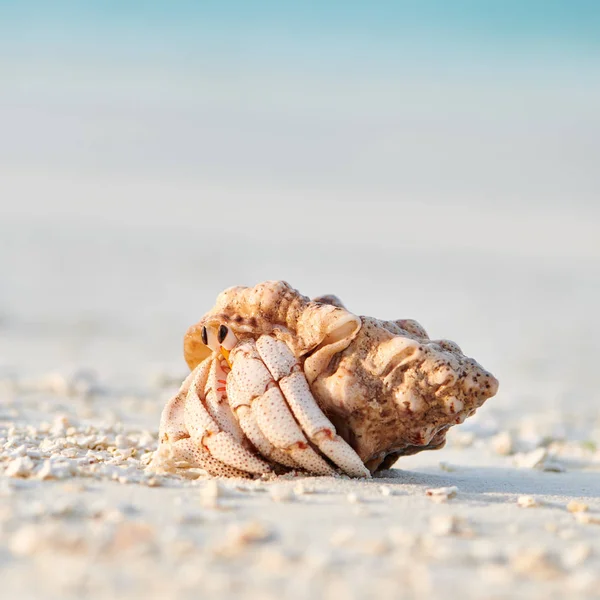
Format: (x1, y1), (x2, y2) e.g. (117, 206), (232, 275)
(372, 465), (600, 500)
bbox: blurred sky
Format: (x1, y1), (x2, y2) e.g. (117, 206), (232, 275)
(1, 2), (599, 387)
(1, 1), (599, 209)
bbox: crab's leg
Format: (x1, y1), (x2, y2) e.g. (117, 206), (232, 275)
(184, 356), (272, 475)
(149, 365), (250, 478)
(204, 355), (245, 443)
(173, 438), (252, 478)
(157, 369), (196, 444)
(256, 336), (371, 478)
(228, 341), (336, 476)
(227, 376), (299, 469)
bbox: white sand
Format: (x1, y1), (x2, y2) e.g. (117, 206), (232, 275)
(1, 393), (599, 600)
(1, 172), (600, 599)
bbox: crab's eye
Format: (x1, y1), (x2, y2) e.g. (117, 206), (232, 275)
(201, 324), (227, 352)
(218, 325), (239, 351)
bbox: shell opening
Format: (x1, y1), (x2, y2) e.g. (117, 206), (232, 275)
(304, 313), (362, 384)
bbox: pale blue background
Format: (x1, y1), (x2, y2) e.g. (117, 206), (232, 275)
(1, 1), (599, 203)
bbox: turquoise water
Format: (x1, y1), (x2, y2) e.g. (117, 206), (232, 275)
(3, 2), (600, 48)
(1, 2), (599, 204)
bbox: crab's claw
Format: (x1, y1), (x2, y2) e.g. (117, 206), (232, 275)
(184, 323), (213, 370)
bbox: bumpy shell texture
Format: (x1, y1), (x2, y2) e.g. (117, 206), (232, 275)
(310, 316), (498, 471)
(184, 281), (498, 473)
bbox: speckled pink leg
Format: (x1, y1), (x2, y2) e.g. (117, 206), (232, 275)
(204, 355), (245, 443)
(229, 341), (336, 476)
(227, 376), (299, 468)
(169, 438), (251, 478)
(256, 336), (370, 478)
(156, 370), (196, 445)
(184, 357), (272, 475)
(151, 366), (249, 477)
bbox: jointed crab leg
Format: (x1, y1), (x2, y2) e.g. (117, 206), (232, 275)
(228, 341), (336, 476)
(178, 324), (290, 474)
(151, 367), (251, 478)
(204, 356), (245, 442)
(184, 357), (272, 475)
(256, 336), (370, 478)
(253, 386), (336, 475)
(170, 437), (252, 478)
(227, 376), (300, 468)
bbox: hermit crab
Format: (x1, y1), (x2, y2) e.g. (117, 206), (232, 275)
(150, 281), (498, 478)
